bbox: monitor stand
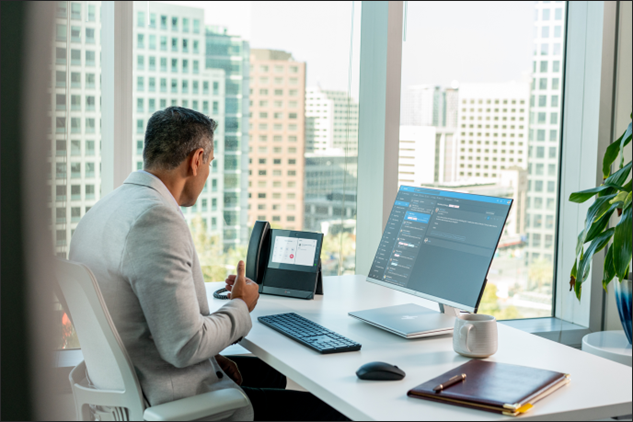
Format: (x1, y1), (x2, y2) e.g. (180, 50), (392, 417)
(348, 302), (461, 339)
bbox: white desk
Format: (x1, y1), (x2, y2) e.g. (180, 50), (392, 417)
(206, 275), (632, 421)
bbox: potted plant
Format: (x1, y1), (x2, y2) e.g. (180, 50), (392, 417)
(569, 114), (632, 345)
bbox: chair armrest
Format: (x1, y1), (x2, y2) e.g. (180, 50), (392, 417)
(143, 388), (250, 421)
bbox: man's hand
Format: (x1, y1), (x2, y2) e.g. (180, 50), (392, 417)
(215, 355), (242, 385)
(225, 260), (259, 312)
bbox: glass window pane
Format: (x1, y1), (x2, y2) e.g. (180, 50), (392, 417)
(134, 1), (359, 280)
(49, 0), (105, 349)
(399, 1), (567, 319)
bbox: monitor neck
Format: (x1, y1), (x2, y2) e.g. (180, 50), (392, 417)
(439, 304), (462, 317)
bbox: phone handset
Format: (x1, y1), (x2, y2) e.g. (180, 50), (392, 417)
(245, 220), (271, 288)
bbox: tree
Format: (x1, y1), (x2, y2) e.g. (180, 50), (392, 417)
(528, 258), (554, 292)
(479, 283), (521, 320)
(189, 214), (247, 282)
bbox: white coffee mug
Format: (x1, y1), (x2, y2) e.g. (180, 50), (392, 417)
(453, 314), (498, 358)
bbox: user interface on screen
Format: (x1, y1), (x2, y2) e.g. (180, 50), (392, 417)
(267, 230), (322, 274)
(368, 186), (512, 310)
(272, 236), (318, 266)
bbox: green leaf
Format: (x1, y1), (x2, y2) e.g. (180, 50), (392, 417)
(603, 244), (616, 291)
(613, 206), (632, 280)
(603, 132), (625, 178)
(581, 194), (616, 244)
(611, 191), (629, 205)
(569, 185), (612, 203)
(575, 229), (585, 258)
(619, 122), (632, 168)
(604, 161), (632, 187)
(624, 192), (632, 210)
(585, 204), (618, 243)
(576, 228), (615, 299)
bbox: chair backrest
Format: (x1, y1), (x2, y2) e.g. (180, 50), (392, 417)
(55, 258), (144, 404)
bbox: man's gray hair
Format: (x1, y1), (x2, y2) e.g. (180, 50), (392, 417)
(143, 107), (217, 170)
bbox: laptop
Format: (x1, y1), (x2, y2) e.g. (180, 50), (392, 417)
(349, 303), (455, 339)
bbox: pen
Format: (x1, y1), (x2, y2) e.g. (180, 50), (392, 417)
(433, 373), (466, 393)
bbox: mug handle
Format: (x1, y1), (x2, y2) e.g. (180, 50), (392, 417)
(459, 324), (473, 353)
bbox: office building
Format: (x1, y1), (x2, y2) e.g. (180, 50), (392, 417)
(455, 82), (530, 181)
(401, 84), (459, 128)
(398, 126), (458, 186)
(131, 3), (228, 245)
(205, 25), (251, 246)
(524, 2), (567, 264)
(304, 153), (357, 233)
(398, 126), (438, 186)
(49, 0), (102, 257)
(248, 49), (306, 230)
(305, 87), (359, 154)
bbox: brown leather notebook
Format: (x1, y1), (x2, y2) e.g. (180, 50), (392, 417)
(407, 360), (570, 416)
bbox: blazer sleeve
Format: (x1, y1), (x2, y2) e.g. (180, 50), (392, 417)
(121, 204), (252, 369)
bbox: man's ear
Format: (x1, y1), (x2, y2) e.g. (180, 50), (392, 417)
(190, 148), (205, 176)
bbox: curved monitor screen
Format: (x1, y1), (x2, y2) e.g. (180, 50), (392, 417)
(367, 186), (513, 312)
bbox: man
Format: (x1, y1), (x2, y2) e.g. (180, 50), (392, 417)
(70, 107), (347, 421)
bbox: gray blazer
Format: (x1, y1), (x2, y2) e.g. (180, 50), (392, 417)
(69, 171), (253, 419)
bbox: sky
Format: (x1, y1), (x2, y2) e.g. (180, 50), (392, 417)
(160, 1), (536, 95)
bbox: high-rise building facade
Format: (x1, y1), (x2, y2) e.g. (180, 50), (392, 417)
(398, 126), (439, 186)
(401, 84), (458, 128)
(205, 25), (251, 247)
(455, 82), (530, 182)
(525, 2), (567, 264)
(305, 87), (359, 154)
(248, 49), (306, 230)
(304, 153), (357, 232)
(132, 3), (227, 243)
(49, 1), (102, 257)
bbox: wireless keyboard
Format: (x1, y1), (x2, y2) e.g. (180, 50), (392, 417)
(258, 312), (362, 354)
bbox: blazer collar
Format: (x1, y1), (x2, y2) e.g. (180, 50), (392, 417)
(123, 171), (183, 216)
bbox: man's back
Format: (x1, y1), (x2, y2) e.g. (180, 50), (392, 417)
(69, 171), (252, 417)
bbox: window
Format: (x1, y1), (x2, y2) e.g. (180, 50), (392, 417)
(70, 26), (81, 43)
(69, 97), (81, 114)
(86, 28), (95, 44)
(396, 2), (569, 320)
(71, 49), (81, 65)
(86, 73), (96, 89)
(56, 71), (66, 88)
(137, 34), (145, 49)
(71, 2), (81, 20)
(160, 36), (167, 51)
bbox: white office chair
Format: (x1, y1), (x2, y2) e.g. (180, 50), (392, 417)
(55, 259), (250, 421)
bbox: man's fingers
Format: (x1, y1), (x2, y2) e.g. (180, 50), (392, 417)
(237, 260), (245, 280)
(225, 274), (237, 282)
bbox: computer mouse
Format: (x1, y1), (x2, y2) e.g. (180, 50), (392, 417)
(356, 361), (406, 381)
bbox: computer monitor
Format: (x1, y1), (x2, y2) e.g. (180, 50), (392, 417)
(367, 185), (513, 313)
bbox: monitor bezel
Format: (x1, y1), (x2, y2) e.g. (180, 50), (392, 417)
(366, 185), (513, 313)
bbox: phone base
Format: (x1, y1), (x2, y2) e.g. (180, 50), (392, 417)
(261, 286), (315, 300)
(315, 259), (323, 295)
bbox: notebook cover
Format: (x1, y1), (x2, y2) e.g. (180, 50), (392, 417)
(407, 360), (569, 415)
